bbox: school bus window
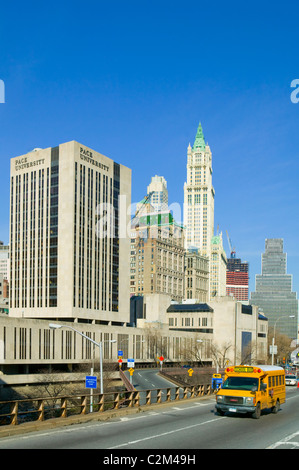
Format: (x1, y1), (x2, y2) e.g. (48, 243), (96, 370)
(222, 376), (259, 391)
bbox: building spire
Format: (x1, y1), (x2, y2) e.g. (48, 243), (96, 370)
(192, 122), (206, 150)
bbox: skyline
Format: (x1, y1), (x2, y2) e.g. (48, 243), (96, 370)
(0, 1), (299, 301)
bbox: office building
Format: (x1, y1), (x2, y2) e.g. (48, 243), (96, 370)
(250, 238), (298, 338)
(210, 234), (227, 297)
(130, 211), (185, 301)
(183, 123), (215, 257)
(0, 241), (9, 281)
(147, 175), (168, 212)
(9, 141), (131, 324)
(226, 257), (249, 301)
(185, 248), (209, 302)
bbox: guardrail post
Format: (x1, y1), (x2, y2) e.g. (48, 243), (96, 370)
(175, 387), (180, 400)
(81, 395), (87, 414)
(166, 388), (171, 402)
(98, 394), (104, 412)
(10, 401), (18, 425)
(61, 397), (67, 418)
(37, 399), (45, 421)
(157, 389), (162, 404)
(128, 392), (134, 407)
(145, 390), (151, 405)
(114, 393), (120, 410)
(133, 391), (140, 407)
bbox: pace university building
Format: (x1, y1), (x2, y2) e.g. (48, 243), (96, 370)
(9, 141), (131, 324)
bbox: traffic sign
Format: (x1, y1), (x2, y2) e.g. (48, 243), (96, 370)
(85, 376), (97, 389)
(212, 374), (222, 390)
(127, 358), (135, 368)
(118, 350), (123, 357)
(118, 358), (123, 363)
(129, 368), (134, 376)
(159, 356), (164, 362)
(188, 368), (193, 377)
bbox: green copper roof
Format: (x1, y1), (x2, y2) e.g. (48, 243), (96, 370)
(211, 235), (221, 245)
(192, 122), (206, 151)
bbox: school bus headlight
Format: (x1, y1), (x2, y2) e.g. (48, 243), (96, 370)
(216, 395), (224, 402)
(245, 397), (255, 405)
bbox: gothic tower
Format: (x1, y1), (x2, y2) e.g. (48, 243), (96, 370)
(183, 123), (215, 258)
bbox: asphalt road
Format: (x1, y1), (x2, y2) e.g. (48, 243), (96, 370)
(125, 368), (189, 403)
(0, 370), (298, 450)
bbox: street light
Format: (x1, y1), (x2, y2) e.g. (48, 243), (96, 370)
(271, 315), (295, 365)
(49, 323), (116, 394)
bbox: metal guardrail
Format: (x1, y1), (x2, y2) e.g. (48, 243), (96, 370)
(0, 384), (213, 426)
(119, 368), (135, 392)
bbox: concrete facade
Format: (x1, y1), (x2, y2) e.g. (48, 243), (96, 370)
(9, 141), (131, 324)
(130, 212), (185, 301)
(0, 314), (214, 374)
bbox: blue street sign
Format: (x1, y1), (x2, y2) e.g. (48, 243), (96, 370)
(127, 359), (135, 368)
(85, 376), (97, 389)
(118, 350), (123, 357)
(212, 377), (223, 390)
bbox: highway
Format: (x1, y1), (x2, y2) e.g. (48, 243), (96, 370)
(0, 369), (298, 450)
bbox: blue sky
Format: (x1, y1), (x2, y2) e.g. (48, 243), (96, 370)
(0, 0), (299, 298)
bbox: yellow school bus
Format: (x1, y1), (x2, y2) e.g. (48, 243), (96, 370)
(215, 365), (285, 419)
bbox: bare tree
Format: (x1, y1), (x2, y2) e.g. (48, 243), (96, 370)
(267, 327), (294, 365)
(144, 325), (167, 362)
(179, 335), (206, 365)
(210, 341), (233, 369)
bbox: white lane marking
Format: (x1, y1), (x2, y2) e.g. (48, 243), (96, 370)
(267, 431), (299, 449)
(108, 416), (225, 449)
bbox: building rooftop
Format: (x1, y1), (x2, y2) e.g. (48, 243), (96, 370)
(167, 303), (213, 313)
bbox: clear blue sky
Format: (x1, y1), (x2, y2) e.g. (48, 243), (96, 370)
(0, 0), (299, 298)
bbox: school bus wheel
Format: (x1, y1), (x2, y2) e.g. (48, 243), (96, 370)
(252, 403), (261, 419)
(272, 399), (280, 414)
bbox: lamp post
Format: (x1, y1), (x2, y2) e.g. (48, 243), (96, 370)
(49, 323), (116, 394)
(271, 315), (295, 365)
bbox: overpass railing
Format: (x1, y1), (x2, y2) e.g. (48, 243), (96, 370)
(0, 383), (214, 426)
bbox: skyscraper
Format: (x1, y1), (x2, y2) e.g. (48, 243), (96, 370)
(9, 141), (131, 324)
(183, 123), (215, 258)
(0, 241), (9, 281)
(226, 257), (249, 301)
(183, 123), (227, 299)
(130, 211), (185, 301)
(210, 234), (227, 297)
(147, 175), (168, 212)
(250, 238), (298, 338)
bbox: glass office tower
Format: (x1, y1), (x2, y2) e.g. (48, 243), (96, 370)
(250, 239), (298, 338)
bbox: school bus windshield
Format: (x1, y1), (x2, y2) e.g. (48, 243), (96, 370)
(222, 376), (259, 391)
